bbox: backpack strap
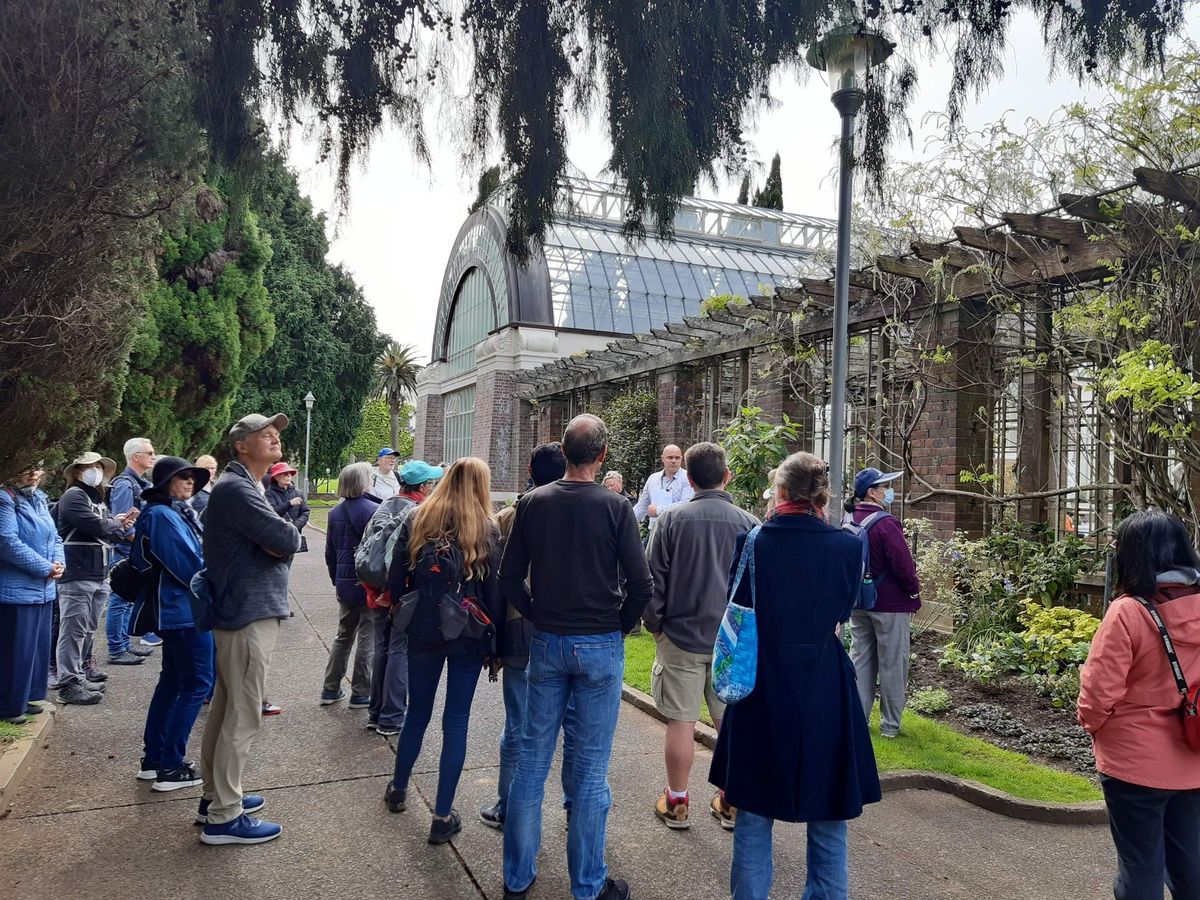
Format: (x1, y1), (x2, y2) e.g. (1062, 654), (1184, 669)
(860, 510), (890, 531)
(1132, 595), (1192, 698)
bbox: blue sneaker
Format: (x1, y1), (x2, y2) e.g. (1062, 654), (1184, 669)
(139, 633), (164, 648)
(195, 795), (266, 824)
(348, 694), (371, 709)
(200, 813), (282, 845)
(320, 688), (346, 705)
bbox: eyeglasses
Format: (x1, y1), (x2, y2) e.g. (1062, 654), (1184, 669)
(177, 473), (195, 482)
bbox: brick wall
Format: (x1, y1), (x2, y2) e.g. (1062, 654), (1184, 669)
(473, 370), (524, 493)
(413, 392), (444, 462)
(657, 366), (705, 449)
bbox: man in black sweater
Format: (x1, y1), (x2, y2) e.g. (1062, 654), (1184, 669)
(500, 415), (651, 900)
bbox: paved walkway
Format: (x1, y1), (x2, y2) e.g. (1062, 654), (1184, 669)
(0, 529), (1117, 899)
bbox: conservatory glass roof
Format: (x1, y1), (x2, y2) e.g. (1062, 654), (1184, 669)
(538, 179), (837, 332)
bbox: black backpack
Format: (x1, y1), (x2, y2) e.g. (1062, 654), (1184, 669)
(393, 539), (494, 646)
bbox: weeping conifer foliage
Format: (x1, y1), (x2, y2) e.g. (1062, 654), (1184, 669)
(186, 1), (1186, 258)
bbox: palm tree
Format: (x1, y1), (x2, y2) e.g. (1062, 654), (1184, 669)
(373, 341), (422, 450)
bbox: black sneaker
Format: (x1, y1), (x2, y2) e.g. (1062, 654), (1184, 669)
(152, 763), (204, 793)
(128, 646), (155, 658)
(137, 757), (160, 781)
(596, 878), (631, 900)
(58, 683), (102, 705)
(384, 781), (406, 813)
(479, 803), (505, 829)
(109, 651), (146, 665)
(428, 810), (461, 845)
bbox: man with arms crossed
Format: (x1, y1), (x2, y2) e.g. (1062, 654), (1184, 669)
(198, 413), (301, 845)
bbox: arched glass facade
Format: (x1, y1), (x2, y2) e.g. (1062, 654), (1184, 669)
(445, 267), (497, 376)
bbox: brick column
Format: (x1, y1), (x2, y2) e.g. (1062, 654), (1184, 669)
(473, 370), (524, 493)
(905, 301), (993, 538)
(413, 392), (444, 462)
(750, 347), (807, 454)
(537, 395), (569, 444)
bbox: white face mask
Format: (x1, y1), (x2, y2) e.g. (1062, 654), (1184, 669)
(80, 468), (103, 487)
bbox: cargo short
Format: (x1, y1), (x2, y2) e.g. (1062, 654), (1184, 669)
(650, 633), (726, 724)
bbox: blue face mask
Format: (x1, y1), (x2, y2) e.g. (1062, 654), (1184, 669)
(882, 487), (896, 506)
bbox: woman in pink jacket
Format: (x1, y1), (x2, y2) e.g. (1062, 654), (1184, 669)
(1078, 509), (1200, 900)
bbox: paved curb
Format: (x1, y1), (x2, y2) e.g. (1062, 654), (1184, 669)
(0, 703), (55, 810)
(619, 684), (1108, 826)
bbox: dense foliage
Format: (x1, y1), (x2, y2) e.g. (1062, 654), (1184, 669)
(232, 157), (386, 471)
(99, 175), (274, 459)
(345, 399), (414, 465)
(596, 391), (660, 494)
(0, 0), (203, 478)
(751, 153), (784, 210)
(374, 343), (423, 450)
(716, 404), (799, 513)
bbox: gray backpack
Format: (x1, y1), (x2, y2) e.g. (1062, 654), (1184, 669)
(355, 496), (416, 588)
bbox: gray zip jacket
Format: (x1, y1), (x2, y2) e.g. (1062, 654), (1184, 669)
(202, 461), (301, 630)
(644, 489), (760, 654)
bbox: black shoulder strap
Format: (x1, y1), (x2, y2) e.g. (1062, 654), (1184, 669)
(1133, 596), (1191, 697)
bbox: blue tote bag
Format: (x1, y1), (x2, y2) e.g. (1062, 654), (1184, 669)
(712, 525), (761, 704)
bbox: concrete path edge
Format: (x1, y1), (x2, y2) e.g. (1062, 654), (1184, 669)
(0, 705), (55, 809)
(619, 684), (1108, 826)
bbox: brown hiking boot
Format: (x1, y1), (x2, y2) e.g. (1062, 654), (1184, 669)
(655, 790), (690, 830)
(710, 792), (736, 831)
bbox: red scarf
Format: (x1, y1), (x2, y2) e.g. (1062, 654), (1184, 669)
(771, 499), (823, 519)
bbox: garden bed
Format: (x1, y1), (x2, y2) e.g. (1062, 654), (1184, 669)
(909, 629), (1096, 776)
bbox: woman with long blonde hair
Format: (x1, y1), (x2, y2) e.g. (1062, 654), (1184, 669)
(383, 457), (502, 844)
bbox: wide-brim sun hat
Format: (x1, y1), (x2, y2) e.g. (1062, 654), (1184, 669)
(63, 452), (117, 482)
(142, 456), (210, 502)
(853, 467), (903, 501)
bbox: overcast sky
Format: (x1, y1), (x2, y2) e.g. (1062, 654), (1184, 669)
(287, 11), (1196, 364)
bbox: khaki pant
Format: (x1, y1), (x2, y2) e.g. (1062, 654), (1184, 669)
(200, 617), (280, 825)
(651, 633), (726, 724)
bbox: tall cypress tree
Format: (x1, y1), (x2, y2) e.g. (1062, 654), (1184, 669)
(752, 153), (784, 210)
(736, 172), (751, 205)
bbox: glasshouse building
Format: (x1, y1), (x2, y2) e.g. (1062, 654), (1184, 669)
(414, 178), (839, 496)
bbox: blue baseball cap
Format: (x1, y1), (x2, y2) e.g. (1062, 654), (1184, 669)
(853, 467), (903, 500)
(377, 447), (401, 458)
(400, 460), (444, 486)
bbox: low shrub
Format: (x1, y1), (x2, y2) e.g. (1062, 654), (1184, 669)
(908, 687), (953, 716)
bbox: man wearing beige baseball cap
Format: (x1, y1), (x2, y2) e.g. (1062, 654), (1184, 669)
(198, 413), (301, 845)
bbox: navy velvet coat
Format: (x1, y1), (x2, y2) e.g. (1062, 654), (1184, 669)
(325, 494), (380, 607)
(708, 512), (882, 823)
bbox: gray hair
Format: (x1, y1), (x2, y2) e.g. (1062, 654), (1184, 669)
(602, 470), (623, 485)
(775, 452), (830, 507)
(562, 414), (607, 466)
(123, 437), (151, 462)
(336, 465), (372, 501)
(337, 462), (373, 499)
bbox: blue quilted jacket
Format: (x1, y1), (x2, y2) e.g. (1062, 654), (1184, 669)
(0, 487), (64, 605)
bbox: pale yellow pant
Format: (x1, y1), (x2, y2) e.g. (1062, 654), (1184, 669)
(200, 618), (280, 825)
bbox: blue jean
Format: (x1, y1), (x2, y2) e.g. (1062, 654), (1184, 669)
(0, 602), (52, 718)
(369, 605), (408, 729)
(732, 811), (848, 900)
(497, 664), (577, 815)
(391, 650), (481, 816)
(105, 590), (134, 657)
(142, 628), (215, 769)
(1101, 774), (1200, 899)
(503, 631), (623, 900)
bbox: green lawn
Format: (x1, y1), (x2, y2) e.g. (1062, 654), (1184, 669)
(620, 633), (1101, 805)
(307, 498), (336, 531)
(0, 718), (25, 746)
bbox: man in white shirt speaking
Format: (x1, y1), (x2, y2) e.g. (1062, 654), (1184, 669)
(633, 444), (694, 537)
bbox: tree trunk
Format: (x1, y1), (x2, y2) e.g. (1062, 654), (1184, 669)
(390, 400), (400, 450)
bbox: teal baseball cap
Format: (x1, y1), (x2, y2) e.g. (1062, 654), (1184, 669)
(400, 460), (443, 486)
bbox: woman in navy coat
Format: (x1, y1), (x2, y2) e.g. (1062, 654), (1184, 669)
(709, 451), (881, 900)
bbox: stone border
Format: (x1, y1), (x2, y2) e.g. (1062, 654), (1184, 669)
(0, 703), (55, 808)
(619, 684), (1107, 826)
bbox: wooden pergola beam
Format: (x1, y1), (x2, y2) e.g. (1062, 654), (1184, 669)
(1059, 193), (1158, 229)
(1002, 213), (1089, 248)
(954, 226), (1044, 259)
(875, 255), (934, 280)
(1135, 166), (1200, 208)
(910, 240), (979, 269)
(682, 315), (740, 335)
(650, 328), (690, 344)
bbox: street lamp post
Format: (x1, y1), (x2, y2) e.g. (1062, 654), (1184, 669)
(303, 391), (315, 497)
(807, 24), (893, 505)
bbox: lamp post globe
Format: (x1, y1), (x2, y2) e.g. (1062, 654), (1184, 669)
(807, 23), (893, 506)
(303, 391), (315, 496)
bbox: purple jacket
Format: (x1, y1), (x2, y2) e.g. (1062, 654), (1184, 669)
(325, 494), (381, 606)
(851, 504), (921, 613)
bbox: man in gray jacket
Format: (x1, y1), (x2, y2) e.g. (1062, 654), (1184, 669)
(644, 441), (759, 831)
(198, 413), (301, 846)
